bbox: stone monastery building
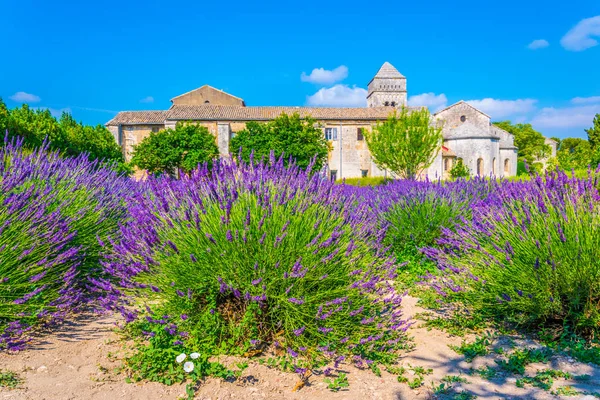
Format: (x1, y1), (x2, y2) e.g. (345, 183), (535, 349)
(107, 62), (518, 179)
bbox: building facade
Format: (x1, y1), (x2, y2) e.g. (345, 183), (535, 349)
(106, 62), (519, 179)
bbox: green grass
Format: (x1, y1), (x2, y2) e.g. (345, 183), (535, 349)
(515, 369), (572, 391)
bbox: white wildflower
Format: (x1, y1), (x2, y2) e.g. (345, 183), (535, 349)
(176, 353), (186, 363)
(183, 361), (194, 373)
(190, 352), (200, 359)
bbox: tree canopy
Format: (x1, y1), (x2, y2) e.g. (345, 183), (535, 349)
(556, 138), (592, 171)
(586, 113), (600, 167)
(229, 113), (329, 171)
(493, 121), (550, 172)
(131, 122), (219, 176)
(0, 99), (126, 172)
(365, 107), (442, 180)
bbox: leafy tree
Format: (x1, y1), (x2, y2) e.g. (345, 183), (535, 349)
(0, 99), (127, 172)
(230, 113), (329, 171)
(557, 138), (592, 171)
(585, 113), (600, 150)
(365, 107), (442, 180)
(449, 158), (470, 179)
(586, 114), (600, 167)
(131, 122), (219, 176)
(493, 121), (550, 173)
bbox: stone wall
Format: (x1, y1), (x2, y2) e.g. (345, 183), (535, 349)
(171, 86), (244, 106)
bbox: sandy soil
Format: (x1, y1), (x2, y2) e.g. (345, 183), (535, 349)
(1, 296), (599, 400)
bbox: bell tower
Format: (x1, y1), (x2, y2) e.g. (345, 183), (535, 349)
(366, 62), (407, 107)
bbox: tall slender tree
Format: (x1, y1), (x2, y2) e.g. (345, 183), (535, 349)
(365, 107), (442, 180)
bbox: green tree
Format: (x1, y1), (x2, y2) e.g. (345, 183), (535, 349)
(365, 107), (442, 180)
(585, 113), (600, 150)
(557, 138), (592, 171)
(585, 114), (600, 167)
(131, 122), (219, 176)
(230, 113), (329, 171)
(449, 158), (470, 179)
(493, 121), (550, 173)
(0, 99), (127, 172)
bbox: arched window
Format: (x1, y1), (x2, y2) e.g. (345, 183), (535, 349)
(504, 158), (510, 173)
(444, 158), (449, 171)
(492, 158), (497, 176)
(204, 100), (210, 104)
(477, 158), (484, 176)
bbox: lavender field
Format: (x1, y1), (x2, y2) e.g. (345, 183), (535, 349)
(1, 140), (600, 399)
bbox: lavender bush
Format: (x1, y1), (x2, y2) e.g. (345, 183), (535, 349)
(425, 170), (600, 335)
(0, 137), (134, 350)
(103, 155), (409, 381)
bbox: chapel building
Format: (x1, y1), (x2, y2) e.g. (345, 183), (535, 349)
(106, 62), (519, 179)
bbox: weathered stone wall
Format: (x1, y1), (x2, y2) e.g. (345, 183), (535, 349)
(367, 76), (407, 107)
(500, 148), (518, 176)
(171, 86), (244, 106)
(121, 125), (164, 161)
(435, 102), (491, 136)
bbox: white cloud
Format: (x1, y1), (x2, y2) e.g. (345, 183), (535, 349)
(301, 65), (348, 85)
(560, 15), (600, 51)
(306, 84), (367, 107)
(465, 98), (538, 118)
(408, 92), (448, 112)
(9, 91), (41, 103)
(530, 104), (600, 129)
(571, 96), (600, 105)
(527, 39), (550, 50)
(140, 96), (154, 103)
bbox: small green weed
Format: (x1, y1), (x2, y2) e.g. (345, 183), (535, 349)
(496, 348), (552, 375)
(450, 335), (492, 361)
(468, 366), (498, 380)
(396, 364), (432, 389)
(442, 375), (468, 384)
(515, 369), (571, 390)
(324, 373), (349, 392)
(0, 370), (22, 389)
(551, 386), (579, 396)
(451, 392), (477, 400)
(419, 311), (486, 337)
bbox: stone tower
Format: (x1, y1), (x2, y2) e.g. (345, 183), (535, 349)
(366, 62), (407, 107)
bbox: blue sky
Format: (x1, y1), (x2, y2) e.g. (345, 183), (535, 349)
(1, 0), (599, 139)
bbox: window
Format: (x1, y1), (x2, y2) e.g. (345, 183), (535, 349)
(357, 127), (364, 141)
(330, 170), (337, 181)
(391, 101), (396, 107)
(151, 126), (160, 133)
(230, 131), (236, 139)
(444, 158), (450, 171)
(492, 157), (497, 176)
(477, 158), (484, 176)
(504, 158), (510, 173)
(384, 101), (390, 106)
(325, 128), (338, 141)
(204, 100), (210, 104)
(460, 115), (467, 122)
(361, 169), (368, 178)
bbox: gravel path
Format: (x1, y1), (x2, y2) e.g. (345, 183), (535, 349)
(1, 297), (599, 400)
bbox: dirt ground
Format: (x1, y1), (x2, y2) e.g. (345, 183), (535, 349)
(1, 296), (599, 400)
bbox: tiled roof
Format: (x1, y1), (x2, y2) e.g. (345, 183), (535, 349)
(106, 111), (167, 126)
(374, 62), (405, 79)
(165, 105), (411, 121)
